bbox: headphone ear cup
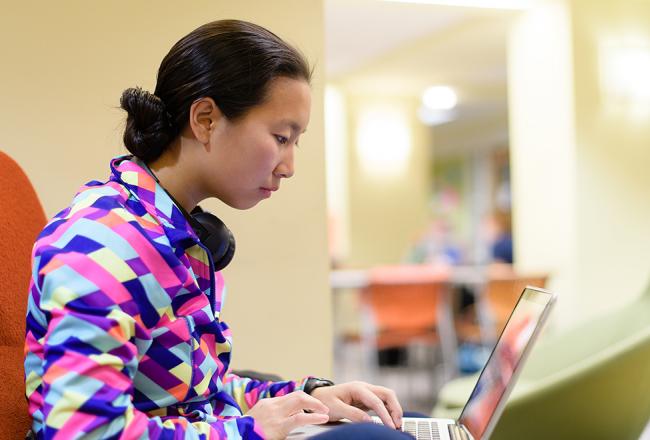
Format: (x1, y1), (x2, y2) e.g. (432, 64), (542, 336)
(190, 211), (236, 271)
(218, 230), (236, 272)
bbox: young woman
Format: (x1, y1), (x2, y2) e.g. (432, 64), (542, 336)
(23, 19), (411, 439)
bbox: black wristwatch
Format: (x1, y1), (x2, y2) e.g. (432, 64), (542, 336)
(303, 377), (335, 395)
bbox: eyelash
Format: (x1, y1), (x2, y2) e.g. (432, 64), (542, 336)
(275, 135), (299, 148)
(275, 135), (289, 145)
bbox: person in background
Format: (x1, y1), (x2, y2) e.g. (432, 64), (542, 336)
(23, 20), (412, 440)
(406, 217), (463, 267)
(489, 209), (513, 265)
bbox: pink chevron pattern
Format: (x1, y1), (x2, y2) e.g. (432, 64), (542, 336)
(24, 156), (308, 439)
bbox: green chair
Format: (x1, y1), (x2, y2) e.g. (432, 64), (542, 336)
(433, 284), (650, 440)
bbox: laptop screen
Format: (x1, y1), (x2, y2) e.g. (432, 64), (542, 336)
(458, 287), (554, 439)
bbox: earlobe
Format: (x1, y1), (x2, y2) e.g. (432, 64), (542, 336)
(189, 97), (221, 145)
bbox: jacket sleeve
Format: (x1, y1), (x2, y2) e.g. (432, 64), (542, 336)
(221, 373), (312, 413)
(26, 243), (265, 440)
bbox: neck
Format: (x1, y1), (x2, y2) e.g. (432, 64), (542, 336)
(146, 139), (205, 213)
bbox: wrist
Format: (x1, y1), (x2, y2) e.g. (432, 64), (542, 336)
(303, 377), (335, 395)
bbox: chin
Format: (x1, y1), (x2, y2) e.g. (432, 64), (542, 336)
(224, 198), (260, 210)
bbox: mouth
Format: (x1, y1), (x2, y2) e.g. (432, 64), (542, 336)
(259, 187), (278, 198)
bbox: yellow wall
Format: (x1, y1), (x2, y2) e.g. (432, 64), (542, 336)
(508, 0), (578, 327)
(571, 0), (650, 319)
(343, 92), (433, 266)
(509, 0), (650, 328)
(0, 0), (331, 380)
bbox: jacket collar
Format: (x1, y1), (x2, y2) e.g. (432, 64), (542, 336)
(109, 155), (200, 247)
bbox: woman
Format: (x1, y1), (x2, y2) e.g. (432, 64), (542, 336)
(24, 19), (409, 439)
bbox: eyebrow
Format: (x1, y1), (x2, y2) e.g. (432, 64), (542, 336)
(279, 119), (307, 134)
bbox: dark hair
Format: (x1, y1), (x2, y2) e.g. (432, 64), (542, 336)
(120, 19), (312, 163)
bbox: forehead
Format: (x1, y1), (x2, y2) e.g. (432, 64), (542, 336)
(247, 77), (311, 130)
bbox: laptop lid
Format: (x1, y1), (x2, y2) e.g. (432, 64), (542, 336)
(458, 286), (556, 440)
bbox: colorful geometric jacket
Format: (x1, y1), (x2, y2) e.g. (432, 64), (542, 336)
(24, 155), (309, 439)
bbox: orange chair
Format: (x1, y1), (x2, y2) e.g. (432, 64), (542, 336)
(454, 266), (548, 347)
(483, 269), (548, 336)
(0, 151), (47, 438)
(360, 265), (457, 380)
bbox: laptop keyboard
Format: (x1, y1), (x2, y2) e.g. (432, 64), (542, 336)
(372, 418), (441, 440)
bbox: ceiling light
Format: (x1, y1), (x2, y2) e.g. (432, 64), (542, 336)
(356, 106), (412, 177)
(422, 85), (458, 110)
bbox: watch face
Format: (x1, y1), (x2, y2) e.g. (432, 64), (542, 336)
(305, 378), (334, 394)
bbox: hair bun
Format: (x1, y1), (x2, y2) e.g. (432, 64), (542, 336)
(120, 87), (175, 163)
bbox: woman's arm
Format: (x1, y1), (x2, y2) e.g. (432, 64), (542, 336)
(221, 373), (312, 413)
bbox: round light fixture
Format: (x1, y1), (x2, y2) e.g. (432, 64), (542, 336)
(422, 85), (458, 110)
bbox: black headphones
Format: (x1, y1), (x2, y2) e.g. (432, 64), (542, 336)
(140, 160), (236, 271)
(184, 205), (236, 272)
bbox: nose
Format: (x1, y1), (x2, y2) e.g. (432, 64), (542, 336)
(274, 145), (295, 179)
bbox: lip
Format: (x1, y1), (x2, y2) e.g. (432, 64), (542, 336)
(259, 187), (277, 198)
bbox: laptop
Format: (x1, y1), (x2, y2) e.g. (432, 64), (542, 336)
(288, 286), (556, 440)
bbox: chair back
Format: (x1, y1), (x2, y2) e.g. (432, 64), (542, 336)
(0, 151), (46, 439)
(484, 269), (548, 335)
(362, 265), (451, 349)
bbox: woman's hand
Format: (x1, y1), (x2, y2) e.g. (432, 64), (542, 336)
(310, 381), (403, 429)
(246, 391), (330, 440)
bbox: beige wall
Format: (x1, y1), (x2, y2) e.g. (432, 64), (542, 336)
(0, 0), (331, 380)
(509, 0), (650, 329)
(508, 0), (578, 328)
(343, 91), (433, 266)
(571, 0), (650, 320)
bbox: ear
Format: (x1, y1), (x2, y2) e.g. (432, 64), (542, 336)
(188, 97), (222, 145)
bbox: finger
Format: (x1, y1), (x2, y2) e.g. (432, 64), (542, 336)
(283, 391), (330, 415)
(288, 411), (330, 429)
(329, 401), (372, 423)
(355, 388), (395, 429)
(369, 385), (403, 428)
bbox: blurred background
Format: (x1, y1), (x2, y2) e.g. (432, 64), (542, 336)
(323, 0), (650, 423)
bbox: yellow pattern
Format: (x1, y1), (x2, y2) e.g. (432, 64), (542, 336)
(170, 362), (192, 381)
(88, 247), (137, 282)
(46, 389), (88, 428)
(88, 352), (125, 369)
(194, 368), (213, 395)
(41, 286), (77, 311)
(25, 370), (42, 397)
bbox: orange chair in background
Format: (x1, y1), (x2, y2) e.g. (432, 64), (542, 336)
(0, 151), (47, 439)
(360, 264), (458, 381)
(483, 267), (548, 336)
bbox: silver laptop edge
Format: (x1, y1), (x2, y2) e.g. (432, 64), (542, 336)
(459, 286), (557, 440)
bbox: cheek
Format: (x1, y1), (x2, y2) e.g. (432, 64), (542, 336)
(249, 141), (279, 174)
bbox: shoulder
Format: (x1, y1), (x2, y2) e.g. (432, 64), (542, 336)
(33, 179), (164, 269)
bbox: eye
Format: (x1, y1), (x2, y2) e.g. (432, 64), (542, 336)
(274, 135), (289, 145)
